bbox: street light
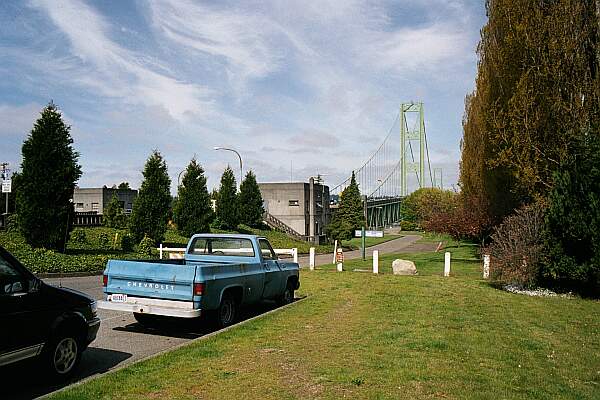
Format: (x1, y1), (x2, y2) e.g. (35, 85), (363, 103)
(214, 147), (243, 184)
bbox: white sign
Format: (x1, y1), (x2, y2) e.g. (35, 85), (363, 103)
(354, 230), (384, 238)
(1, 179), (11, 193)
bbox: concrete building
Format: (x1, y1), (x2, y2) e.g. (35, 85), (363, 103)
(259, 178), (331, 243)
(73, 187), (138, 215)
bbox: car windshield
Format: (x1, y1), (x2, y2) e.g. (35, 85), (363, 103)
(188, 237), (255, 257)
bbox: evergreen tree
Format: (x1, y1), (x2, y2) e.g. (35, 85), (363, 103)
(173, 158), (213, 237)
(129, 150), (171, 244)
(17, 102), (82, 250)
(104, 192), (126, 228)
(326, 172), (363, 241)
(215, 166), (239, 230)
(543, 133), (600, 294)
(118, 182), (130, 190)
(238, 171), (264, 228)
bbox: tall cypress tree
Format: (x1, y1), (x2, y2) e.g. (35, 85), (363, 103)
(215, 166), (239, 230)
(173, 158), (213, 237)
(238, 171), (264, 228)
(17, 102), (82, 250)
(326, 172), (363, 241)
(129, 150), (171, 244)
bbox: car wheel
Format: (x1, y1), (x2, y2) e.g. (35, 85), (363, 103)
(277, 285), (294, 306)
(217, 294), (236, 328)
(46, 334), (81, 378)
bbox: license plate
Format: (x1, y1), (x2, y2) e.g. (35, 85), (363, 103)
(111, 294), (127, 303)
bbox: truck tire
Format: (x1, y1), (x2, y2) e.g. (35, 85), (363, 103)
(276, 284), (294, 306)
(217, 294), (236, 328)
(44, 332), (82, 379)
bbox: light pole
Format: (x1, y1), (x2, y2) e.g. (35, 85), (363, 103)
(214, 147), (243, 185)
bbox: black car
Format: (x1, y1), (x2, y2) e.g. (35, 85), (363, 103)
(0, 245), (100, 378)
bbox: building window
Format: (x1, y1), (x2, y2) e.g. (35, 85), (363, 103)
(75, 203), (84, 209)
(91, 203), (99, 211)
(289, 200), (299, 206)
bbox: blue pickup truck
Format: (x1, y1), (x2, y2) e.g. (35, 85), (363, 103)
(98, 234), (300, 327)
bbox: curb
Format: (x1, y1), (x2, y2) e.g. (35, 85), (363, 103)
(40, 295), (309, 399)
(36, 271), (104, 279)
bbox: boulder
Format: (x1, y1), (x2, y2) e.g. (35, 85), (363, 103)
(392, 259), (418, 275)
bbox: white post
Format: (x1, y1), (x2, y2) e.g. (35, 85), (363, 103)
(373, 250), (379, 274)
(444, 252), (451, 277)
(309, 247), (315, 271)
(292, 248), (298, 263)
(332, 240), (338, 264)
(159, 243), (163, 259)
(483, 254), (490, 279)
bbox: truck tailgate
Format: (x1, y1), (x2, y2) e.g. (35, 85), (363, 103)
(105, 260), (197, 301)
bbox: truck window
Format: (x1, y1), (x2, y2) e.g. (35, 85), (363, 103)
(258, 239), (277, 260)
(188, 237), (255, 257)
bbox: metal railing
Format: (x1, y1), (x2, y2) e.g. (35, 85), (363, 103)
(262, 211), (305, 241)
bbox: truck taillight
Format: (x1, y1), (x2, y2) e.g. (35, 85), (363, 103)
(193, 283), (205, 296)
(102, 275), (108, 287)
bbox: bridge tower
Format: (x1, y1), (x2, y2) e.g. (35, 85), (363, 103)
(400, 102), (426, 196)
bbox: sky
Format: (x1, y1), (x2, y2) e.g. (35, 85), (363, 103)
(0, 0), (487, 193)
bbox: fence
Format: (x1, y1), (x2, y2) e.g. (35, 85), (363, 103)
(157, 244), (298, 263)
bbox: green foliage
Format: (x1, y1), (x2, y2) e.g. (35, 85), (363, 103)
(120, 233), (134, 252)
(173, 158), (213, 237)
(103, 193), (127, 228)
(16, 102), (82, 250)
(129, 150), (171, 244)
(70, 228), (88, 244)
(97, 232), (110, 250)
(460, 0), (600, 222)
(238, 171), (264, 228)
(400, 220), (418, 231)
(138, 235), (154, 256)
(5, 214), (19, 233)
(118, 182), (130, 190)
(327, 172), (363, 241)
(401, 188), (457, 225)
(215, 166), (239, 230)
(542, 135), (600, 294)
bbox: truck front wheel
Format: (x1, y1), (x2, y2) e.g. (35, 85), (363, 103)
(277, 285), (294, 306)
(217, 294), (236, 328)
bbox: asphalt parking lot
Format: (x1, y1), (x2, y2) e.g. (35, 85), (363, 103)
(3, 275), (281, 400)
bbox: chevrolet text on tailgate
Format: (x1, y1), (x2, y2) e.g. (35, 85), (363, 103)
(98, 234), (300, 327)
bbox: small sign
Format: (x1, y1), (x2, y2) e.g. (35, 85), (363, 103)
(354, 230), (384, 238)
(335, 248), (344, 263)
(1, 179), (11, 193)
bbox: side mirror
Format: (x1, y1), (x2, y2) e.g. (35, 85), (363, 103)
(3, 281), (24, 295)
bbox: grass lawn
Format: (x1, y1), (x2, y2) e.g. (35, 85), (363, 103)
(341, 233), (402, 249)
(50, 237), (600, 399)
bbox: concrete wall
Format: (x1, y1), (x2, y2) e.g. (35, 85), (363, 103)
(73, 188), (137, 214)
(259, 181), (331, 242)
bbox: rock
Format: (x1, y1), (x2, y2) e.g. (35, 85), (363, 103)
(392, 259), (418, 275)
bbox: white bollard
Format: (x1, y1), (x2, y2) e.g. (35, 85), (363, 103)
(159, 243), (163, 259)
(373, 250), (379, 274)
(444, 252), (451, 277)
(332, 240), (338, 264)
(336, 247), (344, 272)
(337, 262), (343, 272)
(292, 248), (298, 263)
(483, 254), (490, 279)
(309, 247), (315, 270)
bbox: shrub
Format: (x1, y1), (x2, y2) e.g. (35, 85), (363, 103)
(121, 234), (134, 252)
(542, 134), (600, 295)
(5, 214), (19, 233)
(400, 220), (418, 231)
(70, 228), (88, 244)
(401, 188), (457, 225)
(138, 235), (154, 256)
(97, 232), (110, 250)
(485, 204), (545, 287)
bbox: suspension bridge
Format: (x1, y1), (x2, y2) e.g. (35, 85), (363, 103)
(330, 102), (441, 230)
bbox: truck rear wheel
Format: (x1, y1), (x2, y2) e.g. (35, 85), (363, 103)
(217, 294), (236, 328)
